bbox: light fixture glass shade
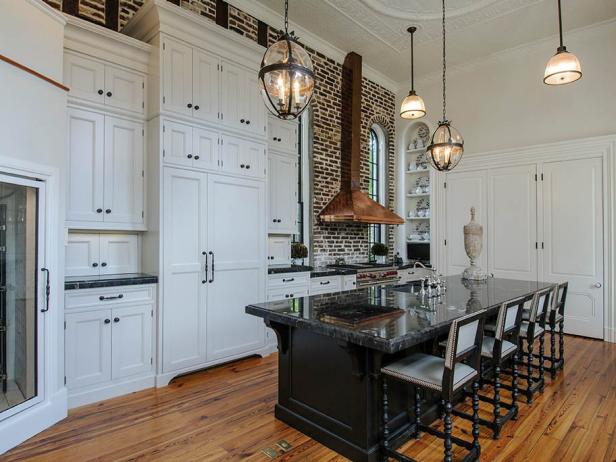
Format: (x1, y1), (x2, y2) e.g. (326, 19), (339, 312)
(426, 122), (464, 171)
(400, 91), (426, 119)
(543, 49), (582, 85)
(259, 36), (315, 120)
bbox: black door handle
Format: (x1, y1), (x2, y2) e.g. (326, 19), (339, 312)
(92, 262), (99, 267)
(96, 208), (103, 213)
(101, 262), (107, 267)
(203, 251), (208, 284)
(282, 278), (295, 283)
(245, 120), (250, 125)
(105, 209), (111, 214)
(99, 294), (124, 301)
(194, 105), (200, 110)
(187, 154), (193, 159)
(194, 155), (200, 160)
(208, 251), (215, 283)
(98, 89), (104, 95)
(187, 103), (193, 108)
(104, 319), (111, 324)
(113, 317), (120, 323)
(240, 119), (245, 123)
(40, 268), (50, 313)
(106, 91), (112, 97)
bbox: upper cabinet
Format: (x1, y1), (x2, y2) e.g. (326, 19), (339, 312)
(161, 37), (266, 138)
(64, 51), (145, 115)
(268, 152), (298, 234)
(268, 117), (298, 154)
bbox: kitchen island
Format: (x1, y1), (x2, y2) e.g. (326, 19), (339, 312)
(246, 276), (555, 462)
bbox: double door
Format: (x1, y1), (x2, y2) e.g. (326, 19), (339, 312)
(67, 108), (144, 227)
(162, 168), (265, 373)
(443, 158), (604, 338)
(65, 233), (140, 277)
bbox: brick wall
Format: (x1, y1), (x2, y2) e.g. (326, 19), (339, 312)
(46, 0), (397, 266)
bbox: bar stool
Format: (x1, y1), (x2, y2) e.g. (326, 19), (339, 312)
(381, 312), (484, 462)
(544, 282), (567, 379)
(516, 287), (552, 404)
(453, 295), (530, 439)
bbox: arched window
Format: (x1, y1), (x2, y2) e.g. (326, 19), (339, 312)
(368, 124), (387, 259)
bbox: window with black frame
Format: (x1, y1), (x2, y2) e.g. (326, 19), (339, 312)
(368, 126), (386, 261)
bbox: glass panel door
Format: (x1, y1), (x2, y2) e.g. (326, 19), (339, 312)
(0, 177), (42, 416)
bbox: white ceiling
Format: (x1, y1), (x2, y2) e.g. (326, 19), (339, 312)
(238, 0), (616, 86)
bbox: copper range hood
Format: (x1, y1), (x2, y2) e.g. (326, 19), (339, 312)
(318, 52), (404, 225)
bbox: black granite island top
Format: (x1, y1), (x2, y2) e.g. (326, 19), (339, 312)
(247, 276), (555, 354)
(65, 273), (158, 290)
(268, 265), (313, 274)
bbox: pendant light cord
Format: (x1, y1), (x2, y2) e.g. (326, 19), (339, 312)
(410, 30), (415, 92)
(441, 0), (447, 122)
(557, 0), (564, 48)
(284, 0), (289, 34)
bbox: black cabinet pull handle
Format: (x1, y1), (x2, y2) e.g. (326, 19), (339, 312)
(113, 317), (120, 323)
(98, 89), (104, 95)
(106, 91), (112, 97)
(105, 209), (111, 214)
(104, 319), (111, 324)
(92, 262), (99, 267)
(99, 294), (124, 301)
(101, 262), (107, 267)
(320, 281), (331, 285)
(208, 251), (215, 283)
(96, 208), (103, 213)
(187, 103), (192, 108)
(40, 268), (50, 313)
(282, 278), (295, 283)
(187, 154), (193, 159)
(194, 105), (200, 110)
(194, 155), (200, 160)
(240, 119), (245, 123)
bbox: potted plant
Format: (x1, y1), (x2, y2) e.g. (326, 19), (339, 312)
(371, 242), (389, 264)
(291, 242), (308, 266)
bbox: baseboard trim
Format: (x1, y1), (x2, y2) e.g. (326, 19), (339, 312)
(605, 326), (616, 343)
(68, 375), (155, 409)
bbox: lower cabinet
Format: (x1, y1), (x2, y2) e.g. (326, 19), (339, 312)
(64, 284), (156, 408)
(65, 232), (140, 277)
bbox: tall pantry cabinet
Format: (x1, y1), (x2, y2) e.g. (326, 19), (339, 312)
(124, 0), (271, 385)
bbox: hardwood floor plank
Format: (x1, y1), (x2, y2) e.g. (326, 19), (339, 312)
(3, 335), (615, 462)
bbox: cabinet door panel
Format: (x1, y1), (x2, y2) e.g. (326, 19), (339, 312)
(542, 158), (604, 338)
(103, 117), (144, 224)
(111, 305), (152, 379)
(100, 234), (140, 275)
(206, 176), (265, 361)
(193, 127), (219, 172)
(272, 153), (297, 232)
(487, 165), (537, 280)
(244, 68), (266, 136)
(104, 65), (145, 114)
(66, 234), (101, 277)
(64, 52), (105, 104)
(162, 120), (193, 167)
(162, 37), (192, 116)
(241, 140), (266, 179)
(220, 60), (244, 129)
(268, 117), (297, 153)
(67, 108), (105, 223)
(220, 135), (242, 175)
(193, 49), (219, 123)
(444, 170), (488, 276)
(162, 168), (208, 372)
(65, 310), (112, 389)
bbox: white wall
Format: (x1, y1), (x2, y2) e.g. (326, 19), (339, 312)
(397, 20), (616, 156)
(0, 0), (67, 453)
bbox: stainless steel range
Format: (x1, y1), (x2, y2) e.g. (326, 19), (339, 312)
(327, 262), (399, 288)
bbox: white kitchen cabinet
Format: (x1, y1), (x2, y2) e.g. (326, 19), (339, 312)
(267, 235), (291, 265)
(193, 126), (220, 171)
(104, 116), (144, 225)
(162, 37), (193, 117)
(67, 109), (145, 230)
(66, 233), (140, 277)
(65, 309), (112, 390)
(220, 134), (266, 179)
(111, 304), (153, 380)
(192, 48), (220, 123)
(162, 119), (193, 167)
(67, 108), (105, 223)
(64, 51), (145, 115)
(267, 271), (310, 302)
(310, 276), (342, 295)
(342, 275), (357, 291)
(268, 152), (298, 234)
(267, 287), (309, 302)
(268, 117), (298, 154)
(221, 59), (266, 136)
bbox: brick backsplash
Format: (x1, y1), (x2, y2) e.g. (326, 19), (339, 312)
(48, 0), (397, 266)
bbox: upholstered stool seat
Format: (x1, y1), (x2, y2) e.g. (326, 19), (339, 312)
(520, 321), (544, 339)
(481, 337), (516, 359)
(382, 353), (477, 392)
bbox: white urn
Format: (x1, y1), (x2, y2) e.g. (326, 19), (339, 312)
(462, 207), (487, 280)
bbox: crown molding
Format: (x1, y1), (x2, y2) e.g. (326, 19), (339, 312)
(226, 0), (399, 93)
(26, 0), (66, 25)
(413, 17), (616, 88)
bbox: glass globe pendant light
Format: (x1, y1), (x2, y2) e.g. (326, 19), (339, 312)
(543, 0), (582, 85)
(258, 0), (315, 120)
(400, 26), (426, 119)
(426, 0), (464, 172)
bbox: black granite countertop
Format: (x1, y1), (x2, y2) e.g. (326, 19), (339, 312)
(310, 268), (357, 278)
(246, 276), (555, 354)
(268, 265), (313, 274)
(65, 273), (158, 290)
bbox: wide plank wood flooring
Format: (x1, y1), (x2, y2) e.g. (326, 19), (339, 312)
(3, 335), (615, 461)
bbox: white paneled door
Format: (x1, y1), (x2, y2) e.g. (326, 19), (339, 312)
(444, 170), (488, 276)
(192, 49), (220, 123)
(162, 37), (193, 117)
(111, 305), (153, 380)
(487, 165), (538, 280)
(162, 168), (208, 371)
(206, 175), (265, 361)
(541, 158), (604, 338)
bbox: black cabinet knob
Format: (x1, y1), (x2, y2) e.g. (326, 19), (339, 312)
(240, 164), (245, 168)
(106, 91), (112, 97)
(202, 251), (206, 255)
(246, 165), (250, 169)
(240, 119), (245, 123)
(277, 219), (282, 223)
(290, 294), (294, 297)
(285, 294), (289, 298)
(105, 209), (111, 214)
(113, 317), (120, 323)
(104, 319), (111, 324)
(92, 262), (99, 267)
(187, 154), (193, 159)
(101, 262), (107, 267)
(187, 103), (193, 108)
(96, 208), (103, 213)
(194, 155), (200, 160)
(202, 280), (206, 284)
(272, 219), (276, 223)
(194, 105), (200, 110)
(246, 120), (251, 125)
(98, 89), (104, 95)
(273, 137), (277, 141)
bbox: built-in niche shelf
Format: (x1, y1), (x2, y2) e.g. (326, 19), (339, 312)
(407, 192), (430, 198)
(406, 217), (430, 221)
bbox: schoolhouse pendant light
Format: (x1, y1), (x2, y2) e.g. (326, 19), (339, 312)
(400, 26), (426, 120)
(543, 0), (582, 85)
(258, 0), (315, 120)
(426, 0), (464, 172)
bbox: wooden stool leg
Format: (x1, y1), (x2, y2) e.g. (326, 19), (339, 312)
(493, 363), (501, 439)
(415, 388), (421, 439)
(444, 400), (453, 462)
(539, 334), (545, 393)
(559, 319), (565, 367)
(382, 377), (390, 461)
(472, 381), (480, 452)
(526, 339), (534, 404)
(512, 351), (519, 420)
(550, 328), (557, 379)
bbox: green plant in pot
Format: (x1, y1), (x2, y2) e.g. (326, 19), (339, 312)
(291, 242), (308, 266)
(371, 242), (389, 264)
